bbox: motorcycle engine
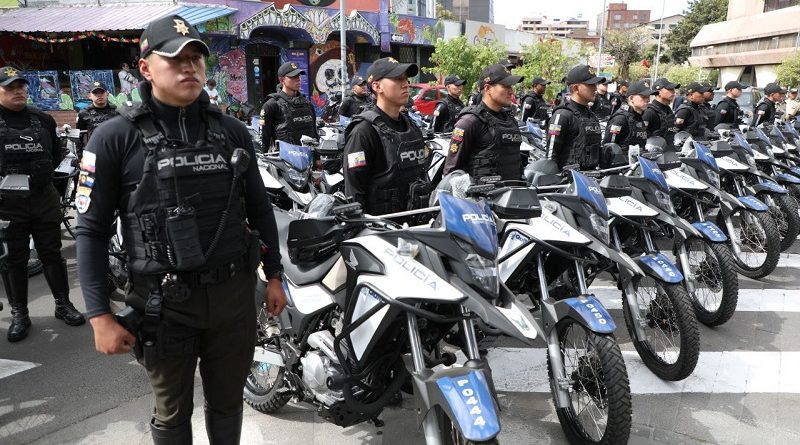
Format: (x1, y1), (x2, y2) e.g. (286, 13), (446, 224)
(301, 331), (344, 406)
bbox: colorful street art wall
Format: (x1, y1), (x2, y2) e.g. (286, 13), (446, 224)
(207, 36), (247, 106)
(22, 70), (60, 111)
(69, 70), (116, 111)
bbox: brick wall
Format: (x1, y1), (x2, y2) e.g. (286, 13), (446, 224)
(47, 110), (78, 129)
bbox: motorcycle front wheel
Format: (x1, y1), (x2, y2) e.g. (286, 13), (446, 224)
(678, 238), (739, 326)
(723, 209), (780, 279)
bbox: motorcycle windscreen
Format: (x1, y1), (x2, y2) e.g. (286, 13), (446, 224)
(440, 193), (497, 259)
(755, 127), (772, 146)
(638, 155), (669, 192)
(733, 132), (754, 154)
(693, 141), (720, 172)
(571, 170), (609, 219)
(278, 141), (313, 171)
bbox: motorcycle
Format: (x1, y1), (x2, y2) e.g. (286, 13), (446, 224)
(259, 139), (317, 211)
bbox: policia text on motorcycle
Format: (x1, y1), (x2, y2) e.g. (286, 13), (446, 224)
(443, 64), (524, 181)
(520, 76), (550, 123)
(713, 81), (746, 127)
(0, 66), (85, 342)
(260, 61), (318, 149)
(76, 81), (119, 146)
(338, 75), (373, 118)
(603, 80), (657, 160)
(752, 82), (787, 127)
(546, 64), (606, 171)
(431, 74), (466, 133)
(343, 57), (431, 216)
(674, 82), (712, 139)
(74, 15), (288, 444)
(642, 78), (680, 149)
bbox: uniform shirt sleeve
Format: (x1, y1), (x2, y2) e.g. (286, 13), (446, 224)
(260, 100), (278, 151)
(713, 102), (729, 127)
(521, 97), (535, 122)
(604, 115), (627, 144)
(343, 121), (380, 209)
(674, 107), (690, 129)
(545, 109), (572, 168)
(642, 107), (660, 137)
(339, 97), (354, 118)
(443, 114), (479, 175)
(431, 102), (448, 133)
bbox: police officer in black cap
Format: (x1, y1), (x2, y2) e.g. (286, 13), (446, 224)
(444, 64), (524, 180)
(520, 77), (550, 123)
(338, 74), (373, 118)
(714, 81), (746, 127)
(700, 82), (717, 131)
(546, 64), (605, 171)
(0, 66), (85, 342)
(603, 80), (656, 159)
(592, 81), (613, 119)
(469, 59), (515, 107)
(343, 57), (430, 215)
(674, 82), (712, 139)
(75, 15), (287, 443)
(643, 77), (681, 149)
(260, 61), (318, 150)
(431, 74), (466, 133)
(76, 80), (118, 145)
(609, 80), (629, 115)
(752, 82), (787, 127)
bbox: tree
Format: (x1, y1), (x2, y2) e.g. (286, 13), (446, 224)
(511, 39), (578, 101)
(425, 35), (508, 98)
(777, 54), (800, 87)
(664, 64), (707, 87)
(604, 28), (650, 81)
(435, 1), (455, 21)
(666, 0), (728, 64)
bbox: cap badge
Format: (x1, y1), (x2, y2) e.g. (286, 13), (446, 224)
(4, 67), (18, 77)
(644, 82), (650, 88)
(290, 63), (297, 69)
(387, 57), (399, 64)
(93, 81), (100, 87)
(174, 19), (190, 36)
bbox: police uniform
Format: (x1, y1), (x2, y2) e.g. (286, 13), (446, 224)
(643, 78), (681, 149)
(674, 82), (710, 139)
(431, 74), (466, 133)
(343, 58), (430, 216)
(609, 81), (628, 115)
(752, 83), (786, 127)
(784, 89), (799, 121)
(520, 77), (550, 123)
(546, 65), (606, 170)
(74, 16), (283, 444)
(603, 80), (656, 158)
(592, 91), (612, 119)
(338, 75), (373, 118)
(713, 81), (745, 127)
(260, 62), (318, 149)
(76, 81), (119, 144)
(0, 66), (85, 342)
(699, 101), (716, 131)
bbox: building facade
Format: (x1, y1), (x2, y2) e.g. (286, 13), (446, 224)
(689, 0), (800, 86)
(643, 14), (683, 43)
(596, 2), (651, 31)
(518, 15), (589, 39)
(440, 0), (492, 23)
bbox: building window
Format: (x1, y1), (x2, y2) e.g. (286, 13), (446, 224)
(613, 14), (622, 20)
(764, 0), (800, 12)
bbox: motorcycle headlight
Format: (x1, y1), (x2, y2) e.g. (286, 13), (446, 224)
(286, 168), (309, 190)
(655, 189), (674, 214)
(456, 239), (499, 297)
(706, 169), (720, 189)
(589, 213), (610, 245)
(745, 154), (757, 167)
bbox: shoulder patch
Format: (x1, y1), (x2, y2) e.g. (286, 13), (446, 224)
(80, 151), (97, 173)
(609, 124), (622, 134)
(675, 118), (685, 125)
(347, 151), (366, 169)
(720, 109), (727, 114)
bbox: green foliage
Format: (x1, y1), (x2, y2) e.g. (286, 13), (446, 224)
(424, 35), (508, 98)
(604, 28), (650, 81)
(666, 0), (728, 64)
(511, 39), (578, 101)
(777, 54), (800, 88)
(663, 64), (717, 87)
(435, 1), (455, 20)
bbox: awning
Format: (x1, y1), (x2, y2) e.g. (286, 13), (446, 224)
(691, 5), (800, 47)
(0, 4), (237, 33)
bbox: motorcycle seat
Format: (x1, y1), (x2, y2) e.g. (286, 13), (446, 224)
(274, 208), (340, 286)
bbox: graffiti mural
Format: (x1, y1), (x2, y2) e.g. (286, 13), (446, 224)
(22, 70), (60, 111)
(388, 13), (443, 46)
(206, 36), (248, 105)
(238, 3), (380, 44)
(69, 70), (115, 111)
(307, 41), (358, 116)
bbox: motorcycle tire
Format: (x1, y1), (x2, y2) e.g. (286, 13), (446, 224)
(768, 192), (800, 251)
(548, 319), (631, 445)
(622, 278), (700, 381)
(244, 299), (290, 414)
(436, 406), (499, 445)
(678, 238), (739, 327)
(724, 209), (780, 279)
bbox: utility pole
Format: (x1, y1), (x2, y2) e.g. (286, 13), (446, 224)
(597, 0), (608, 74)
(340, 0), (348, 100)
(653, 0), (666, 82)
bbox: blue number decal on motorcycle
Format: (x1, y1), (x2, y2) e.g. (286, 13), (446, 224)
(562, 295), (616, 333)
(738, 195), (769, 211)
(692, 222), (728, 242)
(637, 252), (684, 283)
(436, 371), (500, 442)
(776, 173), (800, 184)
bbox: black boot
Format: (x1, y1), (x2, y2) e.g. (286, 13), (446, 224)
(150, 419), (193, 445)
(5, 267), (31, 342)
(205, 409), (243, 445)
(42, 260), (85, 326)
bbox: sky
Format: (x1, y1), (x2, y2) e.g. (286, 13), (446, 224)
(493, 0), (691, 30)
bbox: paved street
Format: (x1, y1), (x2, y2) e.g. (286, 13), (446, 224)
(3, 230), (800, 444)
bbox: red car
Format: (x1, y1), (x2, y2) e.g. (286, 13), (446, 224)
(409, 83), (447, 116)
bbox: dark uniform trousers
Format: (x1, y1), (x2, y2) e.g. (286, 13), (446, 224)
(1, 184), (63, 268)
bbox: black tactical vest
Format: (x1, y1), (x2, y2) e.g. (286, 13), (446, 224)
(272, 92), (316, 145)
(443, 94), (464, 133)
(552, 102), (602, 169)
(459, 104), (522, 180)
(0, 110), (52, 189)
(676, 102), (706, 138)
(614, 108), (648, 149)
(592, 94), (612, 119)
(647, 101), (679, 148)
(521, 92), (549, 122)
(119, 103), (248, 276)
(85, 105), (118, 139)
(716, 97), (742, 125)
(699, 102), (715, 130)
(753, 99), (775, 126)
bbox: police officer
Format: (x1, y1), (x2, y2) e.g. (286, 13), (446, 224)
(603, 80), (656, 154)
(0, 66), (85, 342)
(643, 78), (680, 149)
(75, 16), (287, 443)
(469, 60), (514, 107)
(714, 81), (745, 127)
(343, 58), (430, 215)
(700, 83), (716, 131)
(546, 65), (605, 171)
(592, 81), (613, 119)
(443, 64), (524, 180)
(674, 82), (711, 139)
(785, 87), (800, 121)
(609, 80), (628, 115)
(753, 82), (787, 127)
(76, 81), (118, 145)
(338, 75), (373, 118)
(520, 77), (550, 123)
(431, 74), (466, 133)
(260, 61), (318, 149)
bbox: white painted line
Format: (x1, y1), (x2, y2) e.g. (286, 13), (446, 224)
(485, 348), (800, 394)
(587, 287), (800, 312)
(0, 359), (39, 380)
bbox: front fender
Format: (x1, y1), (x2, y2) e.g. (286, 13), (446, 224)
(738, 195), (769, 211)
(636, 252), (684, 283)
(774, 172), (800, 185)
(692, 221), (728, 242)
(752, 181), (788, 194)
(553, 295), (616, 334)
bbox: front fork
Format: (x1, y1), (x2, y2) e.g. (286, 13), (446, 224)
(611, 227), (648, 343)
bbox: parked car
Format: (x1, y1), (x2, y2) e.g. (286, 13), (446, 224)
(409, 83), (446, 116)
(711, 87), (763, 125)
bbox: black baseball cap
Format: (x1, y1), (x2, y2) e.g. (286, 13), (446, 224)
(531, 77), (550, 86)
(618, 80), (630, 88)
(0, 66), (27, 87)
(480, 64), (524, 86)
(498, 59), (515, 70)
(444, 74), (466, 86)
(627, 80), (657, 96)
(565, 65), (606, 85)
(686, 82), (711, 94)
(765, 83), (788, 95)
(653, 78), (679, 90)
(367, 57), (418, 82)
(278, 62), (305, 78)
(140, 15), (210, 59)
(89, 81), (108, 93)
(350, 75), (366, 87)
(724, 80), (747, 90)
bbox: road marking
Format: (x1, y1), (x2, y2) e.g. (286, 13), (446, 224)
(484, 348), (800, 394)
(0, 359), (39, 380)
(587, 286), (800, 312)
